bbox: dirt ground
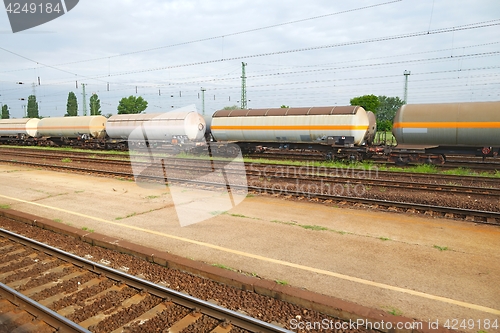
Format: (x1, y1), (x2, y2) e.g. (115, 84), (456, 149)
(0, 164), (499, 332)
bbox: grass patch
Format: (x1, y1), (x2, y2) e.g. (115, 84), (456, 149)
(243, 156), (380, 172)
(146, 195), (160, 199)
(74, 190), (85, 193)
(275, 279), (288, 286)
(0, 204), (11, 209)
(301, 225), (328, 231)
(433, 245), (449, 251)
(374, 131), (397, 146)
(229, 213), (248, 218)
(116, 177), (134, 182)
(379, 237), (391, 241)
(386, 307), (403, 316)
(407, 164), (438, 174)
(61, 158), (72, 163)
(271, 219), (297, 226)
(0, 145), (129, 156)
(271, 219), (347, 234)
(441, 168), (475, 176)
(81, 227), (94, 232)
(209, 210), (226, 216)
(115, 212), (137, 220)
(53, 218), (63, 223)
(212, 263), (235, 271)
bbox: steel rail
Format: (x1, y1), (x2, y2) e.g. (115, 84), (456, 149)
(0, 228), (292, 333)
(3, 144), (500, 169)
(2, 156), (498, 197)
(157, 176), (500, 223)
(1, 159), (499, 223)
(0, 281), (91, 333)
(2, 147), (500, 184)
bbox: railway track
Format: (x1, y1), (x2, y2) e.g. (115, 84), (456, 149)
(0, 228), (291, 333)
(1, 150), (499, 197)
(1, 147), (499, 221)
(0, 157), (499, 225)
(2, 146), (500, 171)
(245, 150), (500, 171)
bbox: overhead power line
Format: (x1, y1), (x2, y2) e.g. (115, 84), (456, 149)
(86, 19), (500, 79)
(49, 0), (402, 67)
(160, 51), (500, 86)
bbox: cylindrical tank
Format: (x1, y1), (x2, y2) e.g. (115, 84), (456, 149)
(37, 116), (107, 138)
(392, 101), (500, 146)
(0, 118), (40, 137)
(211, 106), (370, 145)
(105, 110), (206, 141)
(365, 111), (377, 144)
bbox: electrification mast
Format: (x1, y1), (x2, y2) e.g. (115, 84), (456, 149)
(403, 70), (411, 104)
(241, 62), (247, 109)
(201, 87), (206, 116)
(82, 83), (88, 116)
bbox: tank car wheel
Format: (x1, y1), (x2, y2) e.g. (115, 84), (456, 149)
(226, 146), (240, 157)
(394, 156), (409, 166)
(348, 153), (362, 162)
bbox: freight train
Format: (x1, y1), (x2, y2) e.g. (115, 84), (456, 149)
(0, 107), (206, 151)
(0, 101), (499, 164)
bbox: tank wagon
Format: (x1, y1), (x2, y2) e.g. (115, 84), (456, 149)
(210, 106), (376, 160)
(36, 116), (107, 147)
(0, 118), (40, 145)
(391, 101), (500, 164)
(106, 110), (206, 142)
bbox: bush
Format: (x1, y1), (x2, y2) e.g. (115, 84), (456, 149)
(377, 120), (392, 132)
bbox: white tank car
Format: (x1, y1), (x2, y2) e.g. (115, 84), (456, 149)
(211, 106), (372, 145)
(37, 116), (107, 138)
(0, 118), (40, 137)
(105, 110), (206, 141)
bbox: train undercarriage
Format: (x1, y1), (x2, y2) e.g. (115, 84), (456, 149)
(2, 135), (499, 165)
(387, 145), (500, 165)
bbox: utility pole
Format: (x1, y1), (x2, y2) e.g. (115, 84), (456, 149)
(403, 70), (411, 104)
(31, 83), (36, 98)
(201, 87), (206, 116)
(241, 62), (247, 109)
(82, 83), (88, 116)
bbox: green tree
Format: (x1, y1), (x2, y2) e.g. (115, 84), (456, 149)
(90, 93), (102, 115)
(376, 96), (405, 125)
(350, 94), (380, 112)
(117, 96), (148, 114)
(65, 92), (78, 117)
(1, 104), (9, 119)
(280, 105), (290, 108)
(350, 95), (404, 131)
(222, 105), (239, 110)
(27, 95), (39, 118)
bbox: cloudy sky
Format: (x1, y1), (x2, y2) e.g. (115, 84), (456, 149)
(0, 0), (499, 118)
